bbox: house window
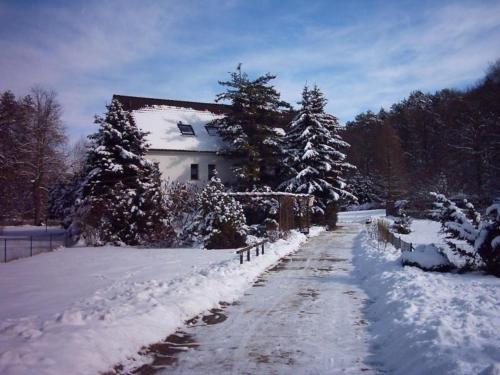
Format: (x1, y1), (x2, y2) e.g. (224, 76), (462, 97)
(208, 164), (216, 180)
(178, 122), (195, 136)
(205, 125), (218, 136)
(190, 164), (199, 180)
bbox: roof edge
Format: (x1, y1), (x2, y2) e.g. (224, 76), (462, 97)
(113, 94), (229, 114)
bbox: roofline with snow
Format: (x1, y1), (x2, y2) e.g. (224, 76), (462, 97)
(113, 94), (229, 114)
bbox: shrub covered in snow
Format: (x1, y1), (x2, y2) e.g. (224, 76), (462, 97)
(392, 199), (412, 234)
(475, 204), (500, 276)
(401, 244), (454, 272)
(193, 173), (247, 249)
(162, 180), (201, 245)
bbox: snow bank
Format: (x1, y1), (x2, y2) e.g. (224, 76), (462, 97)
(401, 244), (454, 271)
(354, 229), (500, 374)
(0, 230), (319, 375)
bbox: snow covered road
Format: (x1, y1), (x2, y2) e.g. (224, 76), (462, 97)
(159, 224), (377, 374)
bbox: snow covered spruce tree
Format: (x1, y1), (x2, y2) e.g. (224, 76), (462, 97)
(208, 64), (291, 189)
(346, 170), (382, 208)
(430, 192), (480, 268)
(279, 85), (355, 225)
(74, 99), (170, 246)
(475, 204), (500, 276)
(193, 172), (247, 249)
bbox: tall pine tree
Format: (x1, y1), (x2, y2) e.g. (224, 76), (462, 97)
(208, 64), (291, 189)
(74, 99), (168, 245)
(280, 85), (355, 217)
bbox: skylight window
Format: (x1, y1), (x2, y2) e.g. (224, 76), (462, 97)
(205, 125), (218, 136)
(178, 122), (195, 136)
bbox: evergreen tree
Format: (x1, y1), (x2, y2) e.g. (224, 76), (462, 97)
(430, 192), (480, 268)
(208, 64), (291, 189)
(475, 203), (500, 276)
(193, 172), (247, 249)
(345, 170), (382, 206)
(74, 99), (168, 245)
(279, 85), (355, 217)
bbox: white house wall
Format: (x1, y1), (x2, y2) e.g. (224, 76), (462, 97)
(146, 150), (236, 184)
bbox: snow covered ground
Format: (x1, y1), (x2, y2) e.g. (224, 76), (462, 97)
(2, 210), (498, 374)
(0, 230), (319, 375)
(158, 225), (376, 375)
(354, 225), (500, 374)
(399, 218), (444, 246)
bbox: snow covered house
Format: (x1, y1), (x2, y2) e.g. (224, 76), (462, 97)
(114, 95), (236, 184)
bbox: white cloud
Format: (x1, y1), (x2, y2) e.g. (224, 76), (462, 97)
(1, 0), (499, 140)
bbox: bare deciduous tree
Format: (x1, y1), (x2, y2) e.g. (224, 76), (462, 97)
(0, 88), (67, 225)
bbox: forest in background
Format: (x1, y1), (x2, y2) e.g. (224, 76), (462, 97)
(343, 61), (500, 211)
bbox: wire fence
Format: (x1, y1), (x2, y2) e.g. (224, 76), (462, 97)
(372, 219), (414, 252)
(387, 231), (414, 252)
(1, 233), (69, 263)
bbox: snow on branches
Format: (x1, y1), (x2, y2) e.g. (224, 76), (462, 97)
(430, 192), (481, 268)
(192, 172), (247, 249)
(208, 64), (291, 188)
(279, 85), (355, 217)
(475, 204), (500, 276)
(73, 99), (170, 246)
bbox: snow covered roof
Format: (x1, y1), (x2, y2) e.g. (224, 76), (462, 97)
(114, 95), (229, 152)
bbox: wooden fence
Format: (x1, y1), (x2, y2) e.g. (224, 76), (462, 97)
(235, 240), (268, 264)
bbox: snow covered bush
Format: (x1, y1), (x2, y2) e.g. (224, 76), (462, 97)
(72, 99), (171, 246)
(279, 85), (355, 222)
(162, 180), (201, 245)
(401, 244), (454, 272)
(392, 199), (412, 234)
(475, 204), (500, 276)
(193, 173), (247, 249)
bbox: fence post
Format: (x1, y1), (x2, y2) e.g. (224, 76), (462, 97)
(240, 252), (243, 264)
(262, 242), (264, 255)
(247, 249), (250, 262)
(256, 245), (259, 256)
(30, 236), (33, 257)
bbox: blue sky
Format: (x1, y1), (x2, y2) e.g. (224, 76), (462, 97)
(1, 0), (500, 141)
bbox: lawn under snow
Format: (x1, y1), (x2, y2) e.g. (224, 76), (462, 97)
(0, 229), (322, 375)
(353, 226), (500, 374)
(398, 218), (443, 246)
